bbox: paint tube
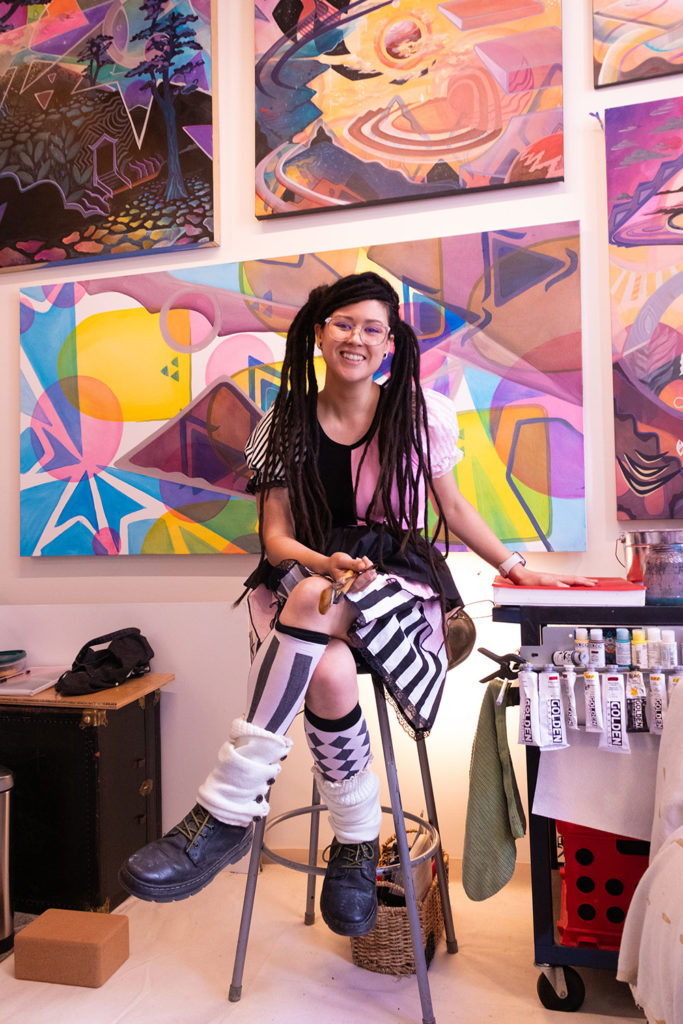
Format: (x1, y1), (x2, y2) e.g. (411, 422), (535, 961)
(583, 669), (604, 732)
(647, 669), (667, 735)
(668, 667), (683, 698)
(517, 663), (540, 746)
(560, 667), (579, 730)
(599, 673), (630, 754)
(552, 648), (588, 668)
(626, 670), (649, 733)
(538, 665), (568, 750)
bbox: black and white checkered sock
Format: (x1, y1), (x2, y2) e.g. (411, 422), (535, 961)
(304, 703), (372, 782)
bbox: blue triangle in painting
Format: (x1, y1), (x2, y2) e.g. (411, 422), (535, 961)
(162, 365), (169, 376)
(43, 431), (79, 474)
(20, 371), (39, 417)
(491, 238), (565, 306)
(107, 467), (164, 501)
(41, 521), (95, 558)
(20, 478), (69, 555)
(96, 474), (144, 533)
(20, 285), (76, 390)
(55, 472), (98, 531)
(463, 367), (500, 420)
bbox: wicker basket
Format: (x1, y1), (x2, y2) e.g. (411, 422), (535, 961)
(350, 853), (448, 976)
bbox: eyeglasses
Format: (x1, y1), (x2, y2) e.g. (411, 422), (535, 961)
(324, 316), (390, 346)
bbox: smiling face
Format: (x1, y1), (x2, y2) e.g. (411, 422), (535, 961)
(314, 299), (392, 383)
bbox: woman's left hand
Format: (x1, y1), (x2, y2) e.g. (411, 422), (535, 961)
(507, 565), (598, 588)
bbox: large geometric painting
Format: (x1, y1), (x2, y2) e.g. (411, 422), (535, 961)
(593, 1), (683, 87)
(255, 0), (564, 218)
(0, 0), (216, 272)
(20, 221), (585, 556)
(605, 97), (683, 519)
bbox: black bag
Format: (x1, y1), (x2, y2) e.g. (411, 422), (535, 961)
(56, 627), (154, 696)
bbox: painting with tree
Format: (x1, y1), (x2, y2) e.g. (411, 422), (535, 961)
(0, 0), (216, 272)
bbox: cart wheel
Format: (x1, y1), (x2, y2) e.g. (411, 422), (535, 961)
(536, 967), (585, 1012)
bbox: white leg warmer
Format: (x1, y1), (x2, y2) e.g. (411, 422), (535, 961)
(313, 763), (383, 844)
(197, 718), (293, 827)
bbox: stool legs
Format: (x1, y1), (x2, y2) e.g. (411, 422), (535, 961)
(304, 777), (321, 925)
(416, 736), (458, 954)
(373, 683), (436, 1024)
(228, 815), (266, 1002)
(228, 692), (456, 1023)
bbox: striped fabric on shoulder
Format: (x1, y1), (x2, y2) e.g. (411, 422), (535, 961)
(245, 406), (285, 491)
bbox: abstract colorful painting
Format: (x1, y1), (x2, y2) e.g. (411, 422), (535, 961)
(594, 0), (683, 87)
(605, 97), (683, 519)
(255, 0), (564, 218)
(20, 221), (585, 556)
(0, 0), (215, 272)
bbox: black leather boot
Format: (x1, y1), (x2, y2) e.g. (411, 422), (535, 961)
(320, 837), (380, 936)
(119, 804), (253, 902)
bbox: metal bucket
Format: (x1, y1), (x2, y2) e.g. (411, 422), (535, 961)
(617, 530), (683, 604)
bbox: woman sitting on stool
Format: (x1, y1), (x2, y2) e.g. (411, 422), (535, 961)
(119, 271), (592, 936)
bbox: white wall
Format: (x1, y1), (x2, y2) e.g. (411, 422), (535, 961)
(0, 3), (681, 863)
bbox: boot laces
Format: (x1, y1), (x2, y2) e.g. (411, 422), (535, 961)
(173, 805), (214, 848)
(324, 840), (376, 867)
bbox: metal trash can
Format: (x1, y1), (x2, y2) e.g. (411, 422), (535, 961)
(0, 765), (13, 954)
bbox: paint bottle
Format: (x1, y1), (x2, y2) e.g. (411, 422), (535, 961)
(589, 628), (606, 668)
(538, 665), (567, 750)
(517, 664), (540, 746)
(604, 627), (617, 665)
(552, 648), (588, 668)
(647, 628), (661, 670)
(560, 667), (579, 730)
(583, 669), (604, 733)
(648, 669), (668, 735)
(659, 629), (678, 669)
(626, 670), (649, 732)
(574, 627), (589, 661)
(615, 627), (631, 669)
(599, 673), (630, 754)
(631, 628), (648, 670)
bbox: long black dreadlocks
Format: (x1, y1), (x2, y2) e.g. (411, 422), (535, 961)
(255, 271), (451, 597)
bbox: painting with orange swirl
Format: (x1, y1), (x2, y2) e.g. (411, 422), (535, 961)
(255, 0), (563, 218)
(606, 96), (683, 519)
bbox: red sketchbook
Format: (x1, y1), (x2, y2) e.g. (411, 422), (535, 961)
(492, 576), (647, 607)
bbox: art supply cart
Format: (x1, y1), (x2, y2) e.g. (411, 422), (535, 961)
(492, 603), (681, 1012)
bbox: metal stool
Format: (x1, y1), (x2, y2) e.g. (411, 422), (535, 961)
(228, 674), (457, 1024)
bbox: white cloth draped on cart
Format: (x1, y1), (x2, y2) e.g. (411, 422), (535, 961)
(617, 683), (683, 1023)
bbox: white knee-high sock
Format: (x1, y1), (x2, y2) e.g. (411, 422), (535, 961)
(247, 621), (329, 734)
(304, 703), (372, 782)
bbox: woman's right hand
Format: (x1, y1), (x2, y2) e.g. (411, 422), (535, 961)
(325, 552), (377, 591)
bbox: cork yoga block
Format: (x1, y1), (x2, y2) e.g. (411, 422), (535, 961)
(14, 908), (129, 987)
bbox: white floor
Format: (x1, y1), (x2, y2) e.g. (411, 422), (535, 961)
(0, 865), (643, 1024)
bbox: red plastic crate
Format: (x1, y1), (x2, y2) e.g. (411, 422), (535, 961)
(556, 820), (650, 951)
